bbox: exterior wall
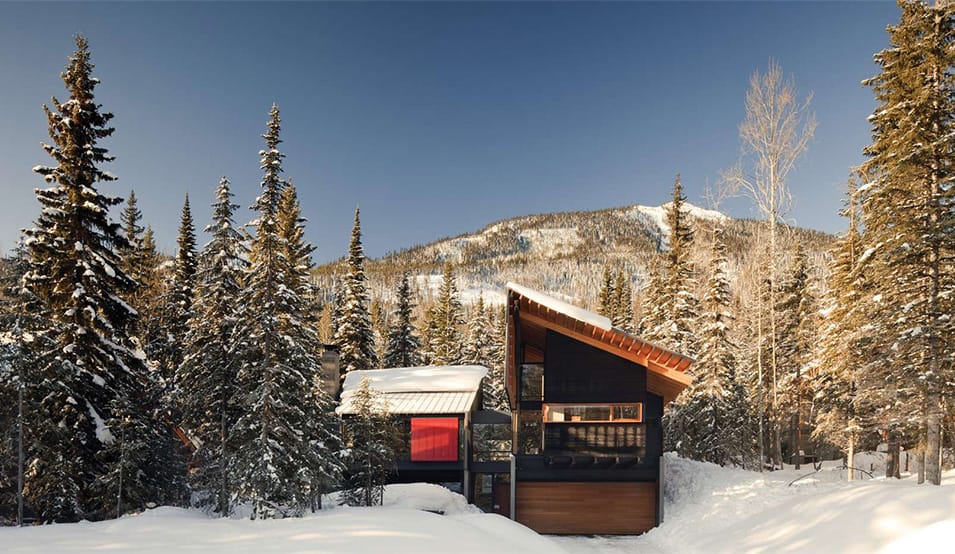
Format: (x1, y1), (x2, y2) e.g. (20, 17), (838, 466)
(515, 481), (657, 535)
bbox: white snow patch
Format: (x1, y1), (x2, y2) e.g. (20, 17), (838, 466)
(506, 282), (612, 331)
(340, 365), (487, 395)
(86, 402), (114, 445)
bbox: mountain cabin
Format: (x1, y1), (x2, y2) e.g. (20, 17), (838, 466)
(332, 282), (694, 535)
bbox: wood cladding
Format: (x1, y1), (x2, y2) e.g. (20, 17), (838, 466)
(515, 481), (657, 535)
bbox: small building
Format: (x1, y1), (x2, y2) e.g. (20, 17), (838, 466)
(504, 282), (694, 535)
(336, 365), (511, 505)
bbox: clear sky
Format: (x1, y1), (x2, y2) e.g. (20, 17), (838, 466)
(0, 1), (899, 263)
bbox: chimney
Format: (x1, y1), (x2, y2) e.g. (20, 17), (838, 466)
(320, 344), (342, 400)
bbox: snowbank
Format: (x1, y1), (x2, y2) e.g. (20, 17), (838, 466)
(557, 453), (955, 553)
(3, 484), (562, 554)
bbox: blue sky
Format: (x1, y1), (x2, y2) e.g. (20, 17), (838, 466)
(0, 1), (898, 263)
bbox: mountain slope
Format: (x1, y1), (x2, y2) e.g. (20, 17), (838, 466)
(315, 202), (834, 313)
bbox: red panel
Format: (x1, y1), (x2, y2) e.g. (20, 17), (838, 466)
(410, 418), (459, 462)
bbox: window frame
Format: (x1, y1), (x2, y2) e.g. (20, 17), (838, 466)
(543, 402), (644, 424)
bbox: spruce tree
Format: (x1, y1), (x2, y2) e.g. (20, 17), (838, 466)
(598, 266), (615, 319)
(231, 105), (336, 518)
(340, 378), (398, 507)
(861, 0), (955, 485)
(176, 178), (247, 515)
(612, 270), (635, 332)
(427, 262), (465, 365)
(813, 179), (868, 479)
(21, 36), (166, 521)
(383, 272), (423, 368)
(154, 195), (198, 382)
(334, 208), (378, 376)
(665, 226), (753, 467)
(662, 174), (699, 355)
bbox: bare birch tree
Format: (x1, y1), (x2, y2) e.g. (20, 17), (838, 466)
(722, 61), (815, 469)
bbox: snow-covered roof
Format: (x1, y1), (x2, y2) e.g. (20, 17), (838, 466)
(336, 365), (488, 415)
(505, 282), (612, 331)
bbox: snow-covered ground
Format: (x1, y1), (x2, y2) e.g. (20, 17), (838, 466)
(4, 456), (953, 553)
(2, 484), (561, 554)
(558, 453), (955, 553)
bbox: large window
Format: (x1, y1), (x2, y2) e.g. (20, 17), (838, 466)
(544, 403), (643, 423)
(542, 403), (645, 456)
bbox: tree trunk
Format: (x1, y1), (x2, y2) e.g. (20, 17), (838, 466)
(917, 418), (926, 484)
(847, 435), (855, 481)
(926, 396), (942, 485)
(886, 431), (900, 479)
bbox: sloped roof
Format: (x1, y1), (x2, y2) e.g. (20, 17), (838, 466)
(337, 365), (488, 415)
(505, 282), (694, 404)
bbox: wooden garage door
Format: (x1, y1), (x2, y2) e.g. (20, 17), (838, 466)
(516, 481), (656, 535)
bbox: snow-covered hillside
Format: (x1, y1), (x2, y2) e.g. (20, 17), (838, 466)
(4, 456), (952, 553)
(317, 200), (833, 314)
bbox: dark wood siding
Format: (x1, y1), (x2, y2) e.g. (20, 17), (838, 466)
(515, 481), (657, 535)
(544, 330), (647, 403)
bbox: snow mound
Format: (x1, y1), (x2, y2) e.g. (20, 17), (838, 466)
(381, 483), (482, 515)
(2, 484), (561, 553)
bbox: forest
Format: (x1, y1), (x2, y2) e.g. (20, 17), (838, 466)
(1, 0), (954, 528)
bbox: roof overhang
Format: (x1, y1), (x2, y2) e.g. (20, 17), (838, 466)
(505, 283), (694, 405)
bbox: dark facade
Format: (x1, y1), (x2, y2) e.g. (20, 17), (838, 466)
(504, 283), (693, 535)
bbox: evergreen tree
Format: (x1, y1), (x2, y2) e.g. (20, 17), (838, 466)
(154, 195), (197, 381)
(20, 36), (166, 521)
(427, 262), (465, 365)
(482, 306), (509, 411)
(334, 208), (379, 376)
(462, 296), (495, 368)
(118, 192), (162, 339)
(340, 378), (398, 507)
(774, 242), (817, 468)
(662, 174), (699, 355)
(612, 270), (634, 332)
(813, 179), (869, 479)
(665, 226), (754, 467)
(176, 178), (247, 515)
(230, 105), (336, 518)
(383, 272), (423, 368)
(274, 181), (343, 509)
(860, 0), (955, 485)
(598, 266), (615, 319)
(639, 256), (668, 344)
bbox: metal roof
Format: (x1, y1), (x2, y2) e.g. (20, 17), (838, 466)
(337, 390), (477, 415)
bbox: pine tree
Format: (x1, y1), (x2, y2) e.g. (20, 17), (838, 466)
(176, 178), (247, 515)
(334, 208), (378, 376)
(20, 36), (167, 521)
(274, 181), (343, 509)
(612, 270), (634, 332)
(638, 256), (668, 344)
(230, 105), (337, 518)
(427, 263), (465, 365)
(340, 378), (399, 507)
(774, 242), (817, 468)
(154, 195), (198, 381)
(598, 266), (616, 319)
(860, 0), (955, 485)
(462, 296), (494, 367)
(383, 272), (423, 368)
(482, 306), (509, 411)
(118, 192), (161, 338)
(665, 226), (754, 467)
(813, 178), (868, 479)
(662, 174), (699, 355)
